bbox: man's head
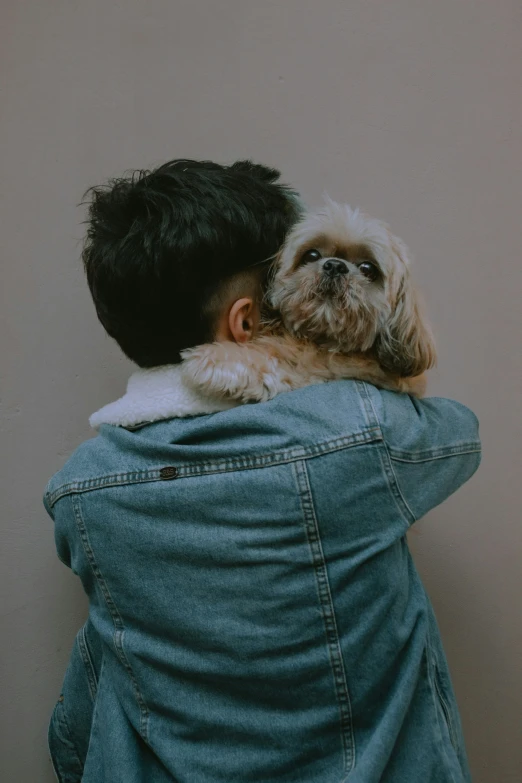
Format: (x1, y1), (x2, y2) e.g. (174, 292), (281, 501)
(82, 159), (302, 366)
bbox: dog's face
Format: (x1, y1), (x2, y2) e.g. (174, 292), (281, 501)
(269, 199), (436, 376)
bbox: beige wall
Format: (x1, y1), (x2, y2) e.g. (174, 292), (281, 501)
(1, 1), (521, 780)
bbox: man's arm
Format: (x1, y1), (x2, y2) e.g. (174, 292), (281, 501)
(373, 389), (481, 522)
(44, 494), (102, 780)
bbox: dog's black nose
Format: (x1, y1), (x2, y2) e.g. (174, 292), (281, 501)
(323, 258), (348, 276)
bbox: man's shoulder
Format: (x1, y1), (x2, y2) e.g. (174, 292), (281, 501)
(43, 381), (394, 511)
(265, 379), (378, 434)
(185, 379), (385, 458)
(43, 426), (141, 511)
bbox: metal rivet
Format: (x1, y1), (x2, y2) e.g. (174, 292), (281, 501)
(159, 466), (178, 480)
(58, 695), (64, 702)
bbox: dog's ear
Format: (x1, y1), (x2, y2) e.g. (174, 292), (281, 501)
(375, 239), (436, 377)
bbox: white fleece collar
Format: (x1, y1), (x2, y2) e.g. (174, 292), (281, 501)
(89, 365), (238, 429)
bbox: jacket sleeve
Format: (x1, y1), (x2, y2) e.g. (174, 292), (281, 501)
(373, 390), (481, 522)
(44, 490), (90, 574)
(48, 619), (102, 782)
(43, 492), (102, 780)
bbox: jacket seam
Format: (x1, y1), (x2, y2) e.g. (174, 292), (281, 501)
(433, 666), (459, 752)
(50, 699), (84, 778)
(71, 495), (149, 741)
(389, 445), (481, 464)
(424, 644), (459, 783)
(83, 656), (105, 774)
(378, 442), (417, 526)
(426, 629), (460, 755)
(46, 428), (382, 508)
(355, 381), (382, 432)
(362, 384), (416, 526)
(293, 460), (355, 775)
(77, 624), (98, 703)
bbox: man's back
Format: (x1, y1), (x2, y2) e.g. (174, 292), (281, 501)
(45, 380), (480, 782)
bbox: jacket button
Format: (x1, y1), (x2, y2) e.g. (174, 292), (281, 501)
(159, 466), (178, 480)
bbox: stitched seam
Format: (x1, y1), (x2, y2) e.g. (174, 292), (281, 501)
(83, 656), (105, 773)
(390, 446), (481, 464)
(356, 380), (480, 462)
(363, 387), (416, 526)
(433, 669), (459, 752)
(77, 625), (98, 702)
(48, 707), (63, 783)
(46, 428), (382, 507)
(355, 381), (382, 432)
(372, 441), (416, 526)
(379, 442), (416, 525)
(71, 495), (149, 741)
(54, 700), (83, 773)
(48, 470), (167, 506)
(426, 628), (459, 754)
(293, 460), (355, 774)
(424, 646), (459, 783)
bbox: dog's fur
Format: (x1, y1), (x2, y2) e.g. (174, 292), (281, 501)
(181, 199), (436, 403)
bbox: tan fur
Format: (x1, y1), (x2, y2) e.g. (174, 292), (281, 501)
(181, 200), (435, 404)
(182, 334), (426, 403)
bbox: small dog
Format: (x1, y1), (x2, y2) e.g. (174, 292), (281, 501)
(181, 199), (436, 403)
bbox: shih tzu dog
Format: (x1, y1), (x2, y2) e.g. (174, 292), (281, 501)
(181, 198), (436, 403)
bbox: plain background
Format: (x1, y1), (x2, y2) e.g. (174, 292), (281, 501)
(1, 1), (521, 780)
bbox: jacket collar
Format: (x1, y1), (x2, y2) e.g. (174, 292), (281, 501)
(89, 364), (238, 429)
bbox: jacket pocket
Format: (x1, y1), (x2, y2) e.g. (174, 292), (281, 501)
(48, 697), (84, 783)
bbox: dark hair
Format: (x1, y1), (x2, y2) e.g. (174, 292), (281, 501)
(82, 159), (302, 367)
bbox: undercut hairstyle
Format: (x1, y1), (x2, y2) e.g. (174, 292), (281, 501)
(202, 266), (268, 337)
(82, 159), (302, 367)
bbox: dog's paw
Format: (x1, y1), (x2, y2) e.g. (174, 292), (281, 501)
(181, 342), (288, 403)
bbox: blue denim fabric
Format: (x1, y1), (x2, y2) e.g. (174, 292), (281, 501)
(45, 381), (481, 782)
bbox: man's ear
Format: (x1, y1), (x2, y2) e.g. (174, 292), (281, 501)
(228, 297), (257, 343)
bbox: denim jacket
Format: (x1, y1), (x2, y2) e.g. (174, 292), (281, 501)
(44, 373), (481, 783)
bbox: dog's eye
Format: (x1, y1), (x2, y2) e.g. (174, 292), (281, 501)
(300, 249), (322, 264)
(358, 261), (378, 281)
